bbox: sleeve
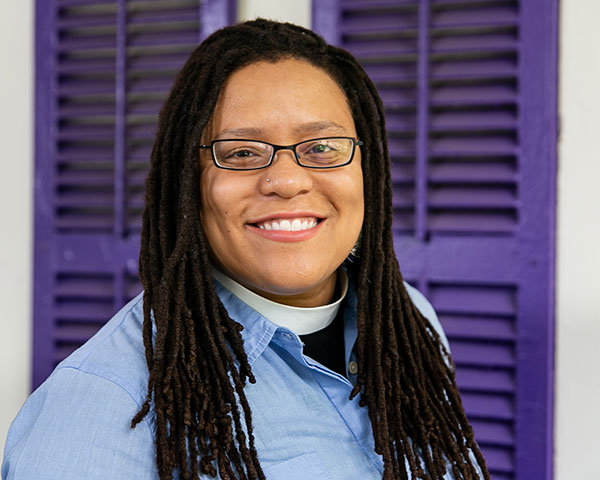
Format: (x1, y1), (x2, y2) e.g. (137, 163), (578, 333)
(2, 367), (158, 480)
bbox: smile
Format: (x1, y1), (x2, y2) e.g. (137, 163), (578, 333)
(255, 217), (319, 232)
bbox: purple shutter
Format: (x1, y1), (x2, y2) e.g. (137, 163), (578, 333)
(313, 1), (557, 479)
(33, 0), (236, 389)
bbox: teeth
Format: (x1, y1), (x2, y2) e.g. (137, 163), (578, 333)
(280, 220), (291, 231)
(256, 217), (319, 232)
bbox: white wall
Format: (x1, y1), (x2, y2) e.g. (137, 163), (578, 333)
(555, 0), (600, 478)
(0, 0), (33, 457)
(1, 0), (599, 477)
(237, 0), (310, 27)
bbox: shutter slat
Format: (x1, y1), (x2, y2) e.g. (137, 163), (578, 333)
(55, 323), (105, 342)
(57, 0), (117, 7)
(388, 138), (416, 157)
(55, 191), (114, 208)
(429, 135), (516, 155)
(343, 37), (418, 57)
(441, 315), (515, 340)
(379, 87), (417, 106)
(363, 64), (417, 83)
(57, 171), (114, 186)
(393, 211), (415, 231)
(341, 0), (417, 10)
(452, 341), (514, 367)
(341, 17), (417, 35)
(386, 113), (416, 133)
(470, 419), (513, 444)
(432, 12), (517, 29)
(430, 284), (516, 315)
(55, 213), (114, 231)
(430, 57), (517, 80)
(480, 446), (514, 473)
(430, 83), (516, 106)
(428, 185), (516, 209)
(390, 163), (415, 183)
(431, 30), (517, 52)
(430, 109), (516, 130)
(128, 32), (198, 48)
(428, 210), (516, 232)
(392, 188), (415, 209)
(462, 392), (514, 420)
(456, 367), (514, 392)
(127, 10), (198, 24)
(429, 159), (515, 183)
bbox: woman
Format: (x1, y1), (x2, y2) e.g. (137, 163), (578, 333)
(3, 20), (488, 480)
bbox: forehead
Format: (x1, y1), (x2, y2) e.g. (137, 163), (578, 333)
(206, 59), (356, 140)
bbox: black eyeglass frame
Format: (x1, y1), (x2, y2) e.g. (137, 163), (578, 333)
(199, 136), (364, 171)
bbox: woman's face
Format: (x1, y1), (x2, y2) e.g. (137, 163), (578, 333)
(199, 59), (364, 307)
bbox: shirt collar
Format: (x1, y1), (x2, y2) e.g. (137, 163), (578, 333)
(212, 269), (354, 365)
(211, 267), (348, 335)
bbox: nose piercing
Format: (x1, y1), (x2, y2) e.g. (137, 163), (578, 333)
(266, 178), (271, 182)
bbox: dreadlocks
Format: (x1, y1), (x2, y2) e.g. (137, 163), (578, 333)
(133, 19), (490, 480)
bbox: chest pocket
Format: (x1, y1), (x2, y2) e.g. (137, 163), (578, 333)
(262, 452), (333, 480)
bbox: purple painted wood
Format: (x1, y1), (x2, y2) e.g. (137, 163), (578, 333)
(515, 0), (558, 478)
(313, 0), (557, 478)
(33, 0), (56, 390)
(114, 0), (126, 239)
(415, 0), (430, 248)
(312, 0), (340, 45)
(33, 0), (236, 389)
(200, 0), (236, 42)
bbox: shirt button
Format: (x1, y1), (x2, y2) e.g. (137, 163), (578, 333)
(348, 361), (358, 375)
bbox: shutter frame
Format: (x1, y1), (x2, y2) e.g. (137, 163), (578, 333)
(313, 0), (557, 478)
(33, 0), (236, 389)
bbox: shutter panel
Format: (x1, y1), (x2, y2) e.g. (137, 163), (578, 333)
(34, 0), (235, 387)
(314, 0), (556, 478)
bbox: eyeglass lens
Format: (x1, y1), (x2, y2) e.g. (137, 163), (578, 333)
(212, 138), (354, 169)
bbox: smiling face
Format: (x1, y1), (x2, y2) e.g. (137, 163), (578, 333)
(199, 59), (364, 307)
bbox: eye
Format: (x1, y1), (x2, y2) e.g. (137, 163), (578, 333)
(309, 142), (333, 154)
(230, 149), (255, 158)
(213, 141), (272, 168)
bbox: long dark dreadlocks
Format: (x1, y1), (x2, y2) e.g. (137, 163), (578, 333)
(133, 19), (489, 480)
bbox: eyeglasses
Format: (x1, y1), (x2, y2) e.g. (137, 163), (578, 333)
(199, 136), (363, 171)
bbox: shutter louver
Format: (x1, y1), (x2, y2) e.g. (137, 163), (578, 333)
(56, 1), (117, 232)
(34, 0), (234, 388)
(340, 1), (420, 234)
(318, 0), (556, 478)
(53, 271), (115, 364)
(428, 0), (519, 235)
(429, 282), (517, 477)
(125, 0), (201, 233)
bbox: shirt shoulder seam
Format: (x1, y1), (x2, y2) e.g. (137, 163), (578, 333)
(56, 363), (154, 435)
(63, 294), (144, 369)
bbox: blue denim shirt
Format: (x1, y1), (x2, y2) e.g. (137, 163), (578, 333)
(2, 279), (466, 480)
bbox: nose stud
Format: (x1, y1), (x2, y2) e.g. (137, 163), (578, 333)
(266, 178), (271, 183)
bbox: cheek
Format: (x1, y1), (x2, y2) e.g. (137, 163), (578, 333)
(344, 165), (365, 221)
(200, 172), (249, 235)
(199, 173), (230, 237)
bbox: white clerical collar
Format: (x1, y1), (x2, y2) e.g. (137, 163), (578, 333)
(211, 267), (348, 336)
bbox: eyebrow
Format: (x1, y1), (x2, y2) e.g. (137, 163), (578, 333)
(293, 121), (348, 136)
(214, 121), (349, 140)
